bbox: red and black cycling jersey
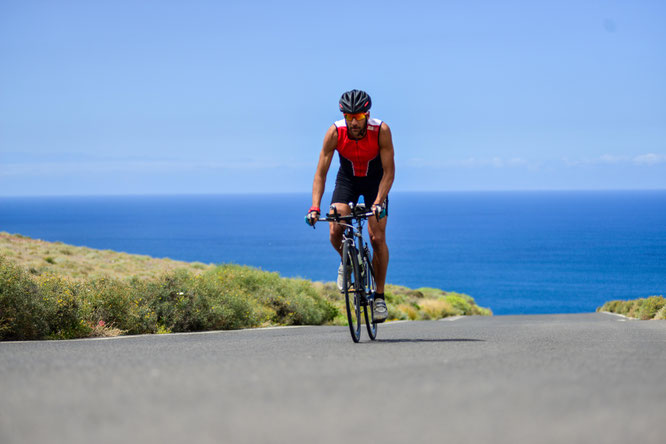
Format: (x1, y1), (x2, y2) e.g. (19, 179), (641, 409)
(334, 118), (384, 179)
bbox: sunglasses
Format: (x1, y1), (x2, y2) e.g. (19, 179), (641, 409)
(344, 112), (368, 122)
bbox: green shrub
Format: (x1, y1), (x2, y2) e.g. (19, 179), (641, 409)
(471, 305), (493, 316)
(599, 296), (665, 320)
(204, 265), (336, 327)
(37, 274), (91, 339)
(1, 252), (488, 340)
(0, 257), (49, 340)
(600, 300), (621, 313)
(446, 294), (472, 315)
(130, 278), (159, 332)
(84, 277), (139, 333)
(627, 299), (644, 318)
(603, 300), (634, 316)
(619, 301), (634, 315)
(149, 269), (212, 332)
(638, 296), (665, 320)
(190, 268), (261, 330)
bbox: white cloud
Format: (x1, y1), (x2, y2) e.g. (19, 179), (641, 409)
(561, 155), (617, 166)
(407, 153), (666, 171)
(598, 154), (628, 164)
(406, 156), (533, 169)
(507, 157), (529, 167)
(633, 153), (666, 165)
(562, 153), (666, 167)
(0, 159), (311, 177)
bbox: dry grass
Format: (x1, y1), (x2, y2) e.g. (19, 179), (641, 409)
(418, 298), (457, 319)
(654, 305), (666, 320)
(0, 231), (214, 280)
(88, 320), (125, 338)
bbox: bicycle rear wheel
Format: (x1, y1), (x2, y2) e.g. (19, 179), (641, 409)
(363, 257), (378, 340)
(342, 241), (362, 343)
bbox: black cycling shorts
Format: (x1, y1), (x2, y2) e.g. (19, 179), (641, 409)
(330, 170), (389, 215)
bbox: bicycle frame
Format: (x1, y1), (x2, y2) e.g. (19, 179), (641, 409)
(318, 203), (376, 303)
(313, 202), (379, 342)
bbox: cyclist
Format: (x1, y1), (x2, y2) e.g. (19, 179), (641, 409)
(306, 89), (395, 322)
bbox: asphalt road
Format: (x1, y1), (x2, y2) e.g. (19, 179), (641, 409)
(1, 313), (665, 444)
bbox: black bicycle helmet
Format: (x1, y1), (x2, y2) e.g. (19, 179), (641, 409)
(339, 89), (372, 113)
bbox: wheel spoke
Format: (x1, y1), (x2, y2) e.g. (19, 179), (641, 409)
(363, 257), (378, 340)
(343, 242), (361, 342)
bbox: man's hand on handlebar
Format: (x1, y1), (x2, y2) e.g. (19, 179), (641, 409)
(305, 206), (320, 227)
(372, 202), (387, 220)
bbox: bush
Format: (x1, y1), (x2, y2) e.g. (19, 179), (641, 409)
(37, 274), (91, 339)
(190, 267), (262, 330)
(0, 257), (49, 340)
(600, 300), (620, 313)
(204, 265), (336, 327)
(638, 296), (665, 320)
(149, 269), (206, 332)
(617, 301), (634, 315)
(599, 296), (665, 320)
(627, 299), (644, 318)
(1, 252), (491, 340)
(446, 294), (472, 315)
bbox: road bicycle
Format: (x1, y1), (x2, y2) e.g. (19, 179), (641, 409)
(317, 203), (378, 343)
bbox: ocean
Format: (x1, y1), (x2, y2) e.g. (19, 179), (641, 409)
(1, 191), (665, 315)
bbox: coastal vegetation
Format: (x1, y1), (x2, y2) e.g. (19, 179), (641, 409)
(0, 232), (491, 341)
(0, 231), (212, 280)
(598, 296), (666, 320)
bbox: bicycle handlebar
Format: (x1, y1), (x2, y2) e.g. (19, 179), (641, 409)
(306, 201), (386, 227)
(317, 210), (375, 223)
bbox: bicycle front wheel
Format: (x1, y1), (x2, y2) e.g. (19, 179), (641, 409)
(363, 257), (378, 340)
(342, 241), (362, 343)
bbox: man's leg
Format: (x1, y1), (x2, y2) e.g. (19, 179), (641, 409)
(329, 203), (352, 291)
(328, 203), (351, 257)
(367, 215), (388, 293)
(367, 214), (389, 322)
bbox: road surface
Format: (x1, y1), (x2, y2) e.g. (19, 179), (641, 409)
(1, 313), (664, 444)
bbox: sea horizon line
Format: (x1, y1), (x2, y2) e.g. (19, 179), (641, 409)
(2, 188), (666, 198)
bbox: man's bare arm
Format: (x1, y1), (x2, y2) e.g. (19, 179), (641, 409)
(374, 122), (395, 206)
(311, 124), (338, 209)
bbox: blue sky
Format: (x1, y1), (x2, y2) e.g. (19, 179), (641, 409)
(1, 0), (665, 195)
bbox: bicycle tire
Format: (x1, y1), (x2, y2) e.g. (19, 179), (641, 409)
(363, 256), (378, 340)
(342, 241), (362, 343)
